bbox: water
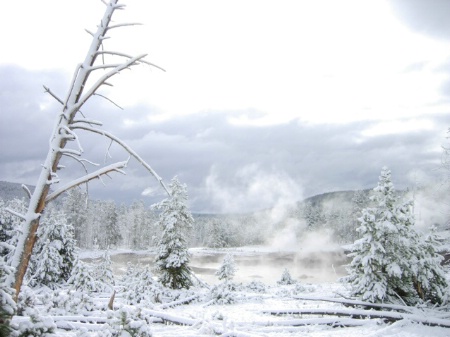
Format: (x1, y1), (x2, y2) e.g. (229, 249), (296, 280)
(107, 247), (349, 285)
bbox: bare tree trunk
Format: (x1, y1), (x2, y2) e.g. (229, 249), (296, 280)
(8, 0), (162, 301)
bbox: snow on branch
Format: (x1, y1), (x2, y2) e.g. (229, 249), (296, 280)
(292, 295), (420, 314)
(71, 119), (103, 126)
(45, 160), (127, 203)
(262, 307), (450, 328)
(4, 208), (26, 221)
(95, 50), (166, 71)
(68, 54), (147, 115)
(43, 85), (64, 105)
(21, 184), (32, 199)
(72, 124), (170, 195)
(106, 22), (143, 31)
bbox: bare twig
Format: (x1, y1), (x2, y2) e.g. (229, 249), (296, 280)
(21, 184), (32, 199)
(45, 160), (127, 203)
(72, 125), (170, 195)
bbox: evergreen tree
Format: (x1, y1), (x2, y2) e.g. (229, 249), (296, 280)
(67, 260), (103, 293)
(96, 250), (115, 291)
(344, 167), (448, 305)
(0, 198), (26, 262)
(154, 176), (194, 289)
(216, 254), (237, 282)
(0, 256), (15, 337)
(27, 207), (78, 289)
(103, 201), (122, 249)
(62, 188), (88, 247)
(278, 268), (295, 285)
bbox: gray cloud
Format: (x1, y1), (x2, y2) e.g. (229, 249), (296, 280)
(1, 65), (449, 213)
(389, 0), (450, 41)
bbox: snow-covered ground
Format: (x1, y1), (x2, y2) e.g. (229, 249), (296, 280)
(43, 246), (450, 336)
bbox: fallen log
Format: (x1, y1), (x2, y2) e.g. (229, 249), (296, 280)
(262, 307), (450, 328)
(293, 295), (419, 313)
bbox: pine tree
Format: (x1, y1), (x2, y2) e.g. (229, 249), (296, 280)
(0, 198), (26, 262)
(344, 167), (448, 305)
(27, 207), (78, 289)
(62, 188), (88, 247)
(0, 256), (15, 337)
(154, 176), (194, 289)
(278, 268), (295, 285)
(216, 254), (237, 282)
(96, 250), (115, 291)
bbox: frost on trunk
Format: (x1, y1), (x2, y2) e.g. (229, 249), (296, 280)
(8, 0), (168, 301)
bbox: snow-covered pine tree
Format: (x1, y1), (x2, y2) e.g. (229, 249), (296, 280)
(96, 250), (115, 291)
(0, 198), (27, 262)
(27, 207), (77, 289)
(411, 227), (448, 304)
(154, 177), (194, 289)
(102, 201), (122, 249)
(0, 256), (15, 337)
(278, 268), (295, 285)
(216, 254), (237, 282)
(67, 260), (103, 293)
(344, 167), (448, 305)
(62, 188), (88, 247)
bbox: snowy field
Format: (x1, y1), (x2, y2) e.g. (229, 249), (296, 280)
(12, 246), (448, 337)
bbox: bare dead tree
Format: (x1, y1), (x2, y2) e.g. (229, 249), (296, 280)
(6, 0), (169, 301)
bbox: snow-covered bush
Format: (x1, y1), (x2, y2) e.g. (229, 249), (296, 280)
(245, 280), (267, 293)
(210, 282), (237, 305)
(154, 176), (194, 289)
(10, 307), (56, 337)
(343, 167), (448, 305)
(100, 306), (153, 337)
(216, 254), (237, 282)
(277, 268), (295, 285)
(43, 287), (99, 314)
(122, 264), (165, 306)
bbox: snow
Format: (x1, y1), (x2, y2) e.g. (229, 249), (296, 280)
(9, 246), (450, 337)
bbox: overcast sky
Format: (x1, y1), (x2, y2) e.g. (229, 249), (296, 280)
(1, 0), (450, 213)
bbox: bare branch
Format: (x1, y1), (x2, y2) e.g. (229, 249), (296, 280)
(59, 148), (82, 157)
(95, 51), (166, 71)
(85, 29), (94, 37)
(71, 119), (103, 126)
(105, 139), (114, 162)
(69, 54), (147, 114)
(62, 153), (99, 174)
(72, 124), (170, 195)
(21, 184), (32, 199)
(43, 86), (64, 105)
(45, 161), (127, 203)
(60, 125), (83, 153)
(93, 92), (124, 110)
(107, 22), (143, 31)
(5, 208), (26, 221)
(63, 63), (83, 111)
